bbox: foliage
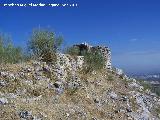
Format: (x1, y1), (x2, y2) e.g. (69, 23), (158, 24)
(138, 79), (160, 96)
(138, 80), (152, 91)
(108, 75), (114, 81)
(82, 50), (105, 73)
(65, 46), (80, 56)
(28, 28), (63, 62)
(0, 33), (23, 64)
(155, 107), (160, 114)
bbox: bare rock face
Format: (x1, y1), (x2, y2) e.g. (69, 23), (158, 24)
(53, 81), (65, 94)
(108, 91), (118, 100)
(0, 80), (7, 87)
(94, 45), (112, 69)
(55, 53), (84, 82)
(115, 68), (124, 76)
(127, 91), (158, 120)
(18, 110), (33, 120)
(0, 71), (9, 77)
(0, 97), (8, 104)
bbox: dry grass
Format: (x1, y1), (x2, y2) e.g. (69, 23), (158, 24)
(1, 62), (158, 120)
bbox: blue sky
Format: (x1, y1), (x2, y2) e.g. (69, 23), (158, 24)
(0, 0), (160, 74)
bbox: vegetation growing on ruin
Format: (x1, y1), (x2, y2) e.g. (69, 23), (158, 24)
(0, 28), (160, 120)
(0, 28), (106, 74)
(82, 50), (105, 73)
(65, 45), (106, 73)
(65, 46), (80, 56)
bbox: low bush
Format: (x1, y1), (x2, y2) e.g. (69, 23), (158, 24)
(138, 80), (152, 91)
(65, 46), (80, 56)
(155, 107), (160, 118)
(82, 50), (105, 73)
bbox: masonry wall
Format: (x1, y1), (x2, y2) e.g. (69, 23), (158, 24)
(74, 43), (112, 69)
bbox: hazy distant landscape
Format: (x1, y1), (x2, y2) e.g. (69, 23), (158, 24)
(131, 73), (160, 81)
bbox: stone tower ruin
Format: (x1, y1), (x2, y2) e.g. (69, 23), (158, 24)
(73, 42), (112, 69)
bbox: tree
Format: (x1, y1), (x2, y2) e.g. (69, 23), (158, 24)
(28, 28), (63, 62)
(0, 33), (23, 64)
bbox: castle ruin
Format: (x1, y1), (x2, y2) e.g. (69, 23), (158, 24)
(73, 42), (112, 69)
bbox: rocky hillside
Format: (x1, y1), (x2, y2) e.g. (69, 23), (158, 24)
(0, 52), (160, 120)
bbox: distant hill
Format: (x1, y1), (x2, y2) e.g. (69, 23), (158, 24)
(131, 73), (160, 81)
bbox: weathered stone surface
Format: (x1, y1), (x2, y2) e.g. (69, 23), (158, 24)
(0, 97), (8, 104)
(108, 91), (118, 100)
(0, 80), (7, 87)
(53, 81), (65, 94)
(115, 68), (123, 75)
(19, 110), (33, 119)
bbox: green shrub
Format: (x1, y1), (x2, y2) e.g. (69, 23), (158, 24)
(108, 75), (114, 81)
(82, 50), (105, 73)
(28, 28), (63, 63)
(4, 45), (22, 63)
(139, 80), (160, 96)
(65, 46), (80, 56)
(138, 80), (152, 91)
(155, 107), (160, 118)
(0, 33), (23, 64)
